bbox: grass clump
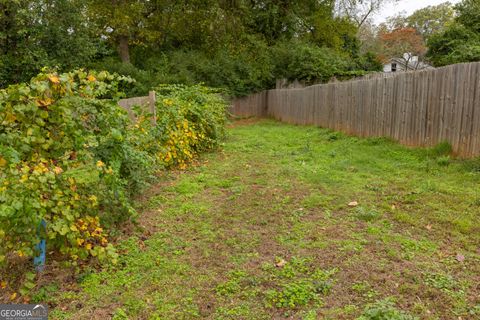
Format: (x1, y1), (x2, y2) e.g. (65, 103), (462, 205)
(358, 299), (419, 320)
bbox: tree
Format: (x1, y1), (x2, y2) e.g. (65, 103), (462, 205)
(455, 0), (480, 33)
(86, 0), (148, 63)
(427, 25), (480, 66)
(405, 2), (455, 40)
(0, 0), (98, 87)
(380, 2), (454, 40)
(426, 0), (480, 66)
(380, 27), (427, 68)
(335, 0), (398, 27)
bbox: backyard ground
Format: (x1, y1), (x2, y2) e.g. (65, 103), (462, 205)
(40, 120), (479, 319)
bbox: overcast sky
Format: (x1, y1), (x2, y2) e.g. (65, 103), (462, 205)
(372, 0), (461, 24)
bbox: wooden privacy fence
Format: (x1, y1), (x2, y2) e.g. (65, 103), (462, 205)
(230, 62), (480, 158)
(118, 90), (157, 125)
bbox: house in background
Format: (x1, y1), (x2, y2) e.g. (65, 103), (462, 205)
(383, 53), (433, 73)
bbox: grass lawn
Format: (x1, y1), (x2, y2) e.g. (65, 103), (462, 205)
(39, 119), (479, 319)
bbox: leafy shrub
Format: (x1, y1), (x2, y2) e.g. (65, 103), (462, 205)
(0, 70), (227, 268)
(0, 69), (136, 264)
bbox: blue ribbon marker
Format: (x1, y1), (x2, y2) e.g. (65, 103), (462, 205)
(34, 219), (47, 273)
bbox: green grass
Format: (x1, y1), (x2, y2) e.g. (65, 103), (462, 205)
(42, 120), (479, 319)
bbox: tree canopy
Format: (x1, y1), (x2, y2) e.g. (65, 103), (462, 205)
(0, 0), (387, 95)
(426, 0), (480, 66)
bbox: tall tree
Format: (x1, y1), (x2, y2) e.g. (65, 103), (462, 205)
(426, 0), (480, 66)
(380, 27), (427, 67)
(403, 2), (454, 40)
(86, 0), (147, 63)
(335, 0), (397, 27)
(0, 0), (97, 87)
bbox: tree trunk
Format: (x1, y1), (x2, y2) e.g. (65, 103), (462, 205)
(118, 35), (130, 63)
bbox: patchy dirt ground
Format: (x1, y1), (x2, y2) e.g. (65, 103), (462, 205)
(24, 120), (480, 319)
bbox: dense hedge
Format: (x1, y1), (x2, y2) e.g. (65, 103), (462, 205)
(0, 70), (227, 266)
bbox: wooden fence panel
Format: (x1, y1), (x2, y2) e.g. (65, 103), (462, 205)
(230, 62), (480, 158)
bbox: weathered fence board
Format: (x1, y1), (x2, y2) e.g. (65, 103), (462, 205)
(230, 62), (480, 157)
(118, 91), (157, 125)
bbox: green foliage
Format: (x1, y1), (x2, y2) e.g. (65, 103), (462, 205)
(427, 24), (480, 66)
(216, 271), (247, 297)
(427, 141), (453, 158)
(153, 84), (227, 168)
(0, 70), (227, 268)
(264, 257), (336, 309)
(0, 0), (100, 87)
(358, 299), (419, 320)
(1, 0), (381, 97)
(266, 280), (319, 309)
(271, 41), (368, 83)
(426, 0), (480, 66)
(0, 69), (135, 264)
(455, 0), (480, 33)
(354, 207), (381, 222)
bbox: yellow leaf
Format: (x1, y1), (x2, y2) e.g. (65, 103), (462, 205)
(76, 238), (84, 246)
(0, 157), (7, 167)
(96, 160), (105, 168)
(36, 98), (53, 107)
(10, 292), (17, 300)
(5, 113), (16, 123)
(53, 166), (63, 175)
(48, 75), (60, 84)
(1, 280), (7, 289)
(85, 243), (92, 251)
(87, 75), (96, 82)
(70, 225), (78, 232)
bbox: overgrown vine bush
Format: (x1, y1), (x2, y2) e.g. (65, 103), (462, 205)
(0, 70), (227, 268)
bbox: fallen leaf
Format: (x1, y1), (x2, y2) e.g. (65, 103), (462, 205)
(391, 204), (396, 210)
(1, 280), (7, 289)
(10, 292), (17, 300)
(456, 254), (465, 262)
(275, 259), (286, 268)
(425, 224), (432, 230)
(348, 201), (358, 207)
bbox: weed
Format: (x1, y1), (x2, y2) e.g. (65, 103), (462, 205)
(427, 141), (452, 157)
(354, 207), (381, 222)
(351, 281), (378, 300)
(112, 308), (129, 320)
(423, 272), (457, 291)
(266, 280), (319, 309)
(436, 155), (450, 166)
(358, 299), (419, 320)
(216, 271), (247, 297)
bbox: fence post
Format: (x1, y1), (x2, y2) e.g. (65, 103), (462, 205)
(148, 91), (157, 126)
